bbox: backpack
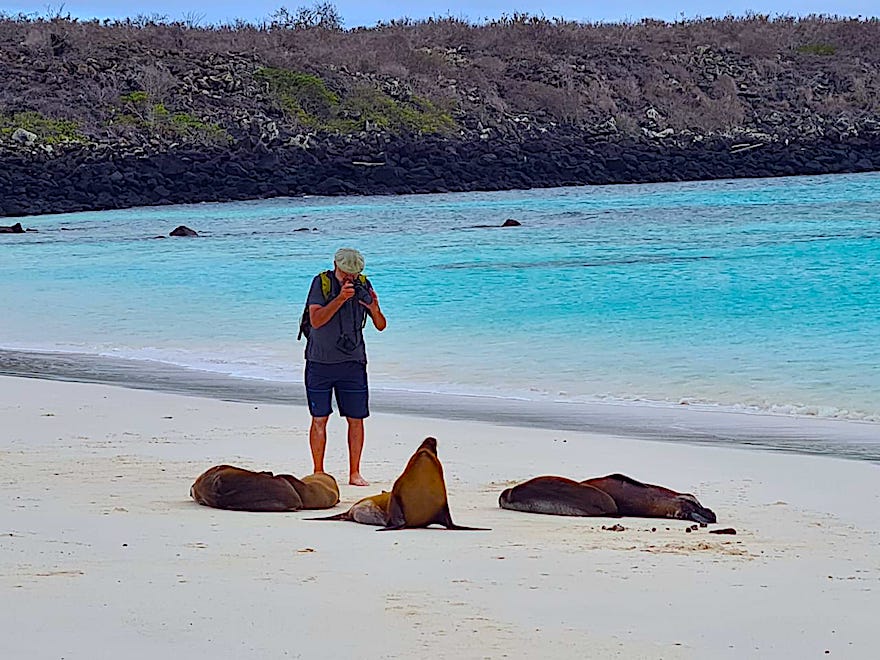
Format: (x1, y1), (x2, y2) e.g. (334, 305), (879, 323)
(297, 270), (368, 341)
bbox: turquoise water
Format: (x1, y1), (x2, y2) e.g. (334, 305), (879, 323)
(2, 172), (879, 422)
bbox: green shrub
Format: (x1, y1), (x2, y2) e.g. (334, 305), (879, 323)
(109, 103), (229, 144)
(341, 88), (455, 133)
(0, 111), (85, 144)
(256, 67), (339, 125)
(796, 43), (836, 56)
(120, 90), (150, 104)
(256, 67), (456, 134)
(169, 112), (230, 142)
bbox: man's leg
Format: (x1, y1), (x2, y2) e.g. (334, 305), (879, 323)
(309, 416), (330, 474)
(345, 417), (368, 486)
(305, 360), (333, 475)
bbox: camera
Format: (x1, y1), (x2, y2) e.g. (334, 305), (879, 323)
(336, 334), (359, 354)
(352, 280), (373, 305)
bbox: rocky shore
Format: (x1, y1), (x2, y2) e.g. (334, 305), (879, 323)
(3, 130), (879, 218)
(2, 14), (880, 217)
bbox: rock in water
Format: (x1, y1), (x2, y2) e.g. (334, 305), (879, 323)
(170, 225), (199, 237)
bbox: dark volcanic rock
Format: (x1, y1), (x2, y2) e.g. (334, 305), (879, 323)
(0, 222), (25, 233)
(501, 219), (522, 227)
(170, 225), (199, 237)
(1, 133), (879, 218)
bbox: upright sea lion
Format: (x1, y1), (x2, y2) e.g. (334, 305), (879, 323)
(580, 474), (716, 523)
(382, 437), (489, 531)
(498, 473), (716, 523)
(498, 476), (619, 517)
(309, 437), (489, 531)
(190, 465), (303, 512)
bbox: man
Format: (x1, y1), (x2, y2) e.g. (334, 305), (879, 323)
(303, 247), (386, 486)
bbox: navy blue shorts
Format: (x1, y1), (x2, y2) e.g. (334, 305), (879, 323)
(305, 360), (370, 419)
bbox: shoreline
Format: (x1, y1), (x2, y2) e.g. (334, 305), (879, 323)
(4, 135), (880, 219)
(2, 347), (879, 464)
(1, 374), (878, 658)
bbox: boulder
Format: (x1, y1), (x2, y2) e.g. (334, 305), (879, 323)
(501, 218), (522, 227)
(0, 222), (25, 233)
(11, 129), (37, 145)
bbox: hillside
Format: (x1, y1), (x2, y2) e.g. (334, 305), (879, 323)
(2, 12), (880, 217)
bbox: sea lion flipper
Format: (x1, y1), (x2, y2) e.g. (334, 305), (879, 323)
(305, 512), (350, 521)
(436, 503), (491, 531)
(378, 495), (407, 531)
(444, 522), (492, 531)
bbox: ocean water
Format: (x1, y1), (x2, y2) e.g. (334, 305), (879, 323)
(2, 172), (880, 437)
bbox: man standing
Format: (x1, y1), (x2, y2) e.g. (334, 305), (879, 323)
(303, 247), (386, 486)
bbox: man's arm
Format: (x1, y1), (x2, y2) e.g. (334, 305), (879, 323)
(309, 282), (355, 329)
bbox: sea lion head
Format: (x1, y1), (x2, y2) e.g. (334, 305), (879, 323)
(674, 493), (717, 524)
(418, 436), (438, 455)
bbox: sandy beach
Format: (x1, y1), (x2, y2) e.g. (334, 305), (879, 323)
(2, 374), (878, 659)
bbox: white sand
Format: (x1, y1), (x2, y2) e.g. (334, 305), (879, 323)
(1, 374), (878, 659)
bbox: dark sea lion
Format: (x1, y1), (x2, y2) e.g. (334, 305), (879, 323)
(498, 476), (619, 517)
(286, 472), (340, 509)
(309, 491), (392, 525)
(580, 474), (717, 523)
(309, 437), (488, 531)
(190, 465), (303, 512)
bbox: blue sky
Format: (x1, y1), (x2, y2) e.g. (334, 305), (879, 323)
(3, 1), (877, 26)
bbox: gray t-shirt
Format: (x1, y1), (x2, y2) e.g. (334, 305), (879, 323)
(304, 272), (371, 364)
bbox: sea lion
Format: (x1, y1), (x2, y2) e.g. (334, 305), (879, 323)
(498, 476), (619, 517)
(309, 491), (392, 526)
(190, 465), (303, 512)
(580, 474), (717, 523)
(310, 437), (489, 531)
(498, 473), (716, 524)
(382, 437), (487, 530)
(288, 472), (341, 509)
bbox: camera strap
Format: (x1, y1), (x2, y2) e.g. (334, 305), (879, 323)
(324, 271), (367, 343)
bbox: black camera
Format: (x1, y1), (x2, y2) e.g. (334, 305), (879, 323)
(352, 280), (373, 305)
(336, 334), (359, 354)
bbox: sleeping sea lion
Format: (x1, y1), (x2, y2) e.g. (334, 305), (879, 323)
(190, 465), (303, 512)
(580, 474), (716, 523)
(308, 491), (392, 525)
(286, 472), (341, 509)
(498, 476), (619, 517)
(498, 473), (716, 523)
(309, 437), (489, 531)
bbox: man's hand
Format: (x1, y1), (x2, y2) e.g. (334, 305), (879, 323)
(358, 288), (380, 314)
(360, 289), (387, 331)
(337, 281), (355, 303)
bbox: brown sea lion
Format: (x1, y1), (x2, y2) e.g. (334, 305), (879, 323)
(498, 476), (619, 517)
(581, 474), (717, 523)
(289, 472), (341, 509)
(309, 437), (489, 531)
(382, 437), (488, 531)
(190, 465), (303, 512)
(309, 491), (392, 525)
(499, 473), (716, 524)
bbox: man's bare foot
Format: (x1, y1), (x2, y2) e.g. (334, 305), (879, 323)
(349, 473), (369, 486)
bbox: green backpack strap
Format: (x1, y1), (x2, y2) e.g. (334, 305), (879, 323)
(298, 271), (334, 341)
(319, 271), (333, 300)
(299, 271), (368, 341)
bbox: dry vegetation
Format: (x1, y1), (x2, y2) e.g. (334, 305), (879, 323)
(1, 7), (880, 150)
